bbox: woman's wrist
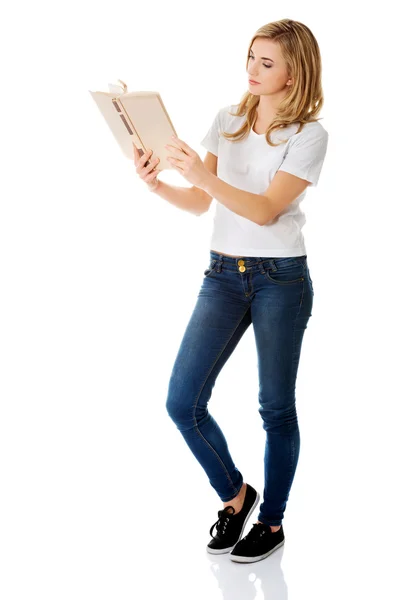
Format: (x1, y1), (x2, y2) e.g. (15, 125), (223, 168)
(148, 178), (161, 193)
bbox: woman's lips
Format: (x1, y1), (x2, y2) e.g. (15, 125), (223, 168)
(249, 80), (260, 85)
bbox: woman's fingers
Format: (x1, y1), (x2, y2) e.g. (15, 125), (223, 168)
(132, 143), (161, 189)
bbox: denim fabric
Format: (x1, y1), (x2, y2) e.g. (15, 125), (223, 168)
(166, 250), (314, 526)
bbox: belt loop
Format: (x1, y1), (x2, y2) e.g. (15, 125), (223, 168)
(216, 253), (223, 272)
(257, 257), (276, 274)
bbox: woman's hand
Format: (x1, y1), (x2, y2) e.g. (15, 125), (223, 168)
(165, 135), (210, 189)
(132, 143), (161, 192)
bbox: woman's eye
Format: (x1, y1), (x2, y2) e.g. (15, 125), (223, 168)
(247, 55), (271, 68)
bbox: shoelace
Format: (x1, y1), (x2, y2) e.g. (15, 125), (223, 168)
(209, 506), (236, 539)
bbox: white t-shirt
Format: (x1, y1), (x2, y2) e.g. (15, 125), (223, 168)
(200, 103), (329, 257)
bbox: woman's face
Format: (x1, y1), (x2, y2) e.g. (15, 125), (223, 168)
(247, 38), (291, 96)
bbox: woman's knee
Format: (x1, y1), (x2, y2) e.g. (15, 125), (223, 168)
(165, 390), (193, 426)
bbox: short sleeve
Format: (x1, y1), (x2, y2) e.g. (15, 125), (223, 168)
(200, 107), (224, 156)
(278, 126), (329, 187)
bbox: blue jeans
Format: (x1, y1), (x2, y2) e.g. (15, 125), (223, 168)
(166, 251), (314, 526)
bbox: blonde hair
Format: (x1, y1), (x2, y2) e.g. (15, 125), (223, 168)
(221, 18), (325, 147)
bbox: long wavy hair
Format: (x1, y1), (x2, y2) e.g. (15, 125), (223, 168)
(221, 18), (325, 147)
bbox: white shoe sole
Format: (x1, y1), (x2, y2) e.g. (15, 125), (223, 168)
(229, 539), (285, 562)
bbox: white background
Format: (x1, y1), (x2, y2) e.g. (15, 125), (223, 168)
(1, 1), (399, 599)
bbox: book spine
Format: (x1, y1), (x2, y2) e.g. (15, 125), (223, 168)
(112, 97), (144, 153)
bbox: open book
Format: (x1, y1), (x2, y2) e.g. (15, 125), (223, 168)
(89, 79), (178, 171)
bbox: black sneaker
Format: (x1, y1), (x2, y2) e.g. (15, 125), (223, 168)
(206, 483), (260, 554)
(229, 521), (285, 563)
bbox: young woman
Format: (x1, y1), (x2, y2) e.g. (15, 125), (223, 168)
(133, 18), (329, 564)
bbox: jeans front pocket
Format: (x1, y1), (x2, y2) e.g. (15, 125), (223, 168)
(263, 256), (306, 285)
(203, 258), (217, 278)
